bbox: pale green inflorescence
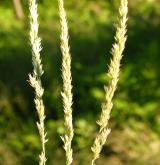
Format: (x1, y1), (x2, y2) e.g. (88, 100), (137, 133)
(28, 0), (48, 165)
(91, 0), (128, 164)
(58, 0), (74, 165)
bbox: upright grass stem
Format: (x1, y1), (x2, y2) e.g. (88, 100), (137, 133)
(58, 0), (74, 164)
(91, 0), (128, 164)
(28, 0), (47, 164)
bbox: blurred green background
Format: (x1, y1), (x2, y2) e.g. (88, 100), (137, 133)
(0, 0), (160, 164)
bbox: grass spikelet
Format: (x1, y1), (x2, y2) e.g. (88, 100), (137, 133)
(58, 0), (74, 164)
(91, 0), (128, 164)
(28, 0), (48, 164)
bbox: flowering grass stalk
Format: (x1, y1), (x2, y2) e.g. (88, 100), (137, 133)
(28, 0), (48, 164)
(90, 0), (128, 164)
(58, 0), (74, 164)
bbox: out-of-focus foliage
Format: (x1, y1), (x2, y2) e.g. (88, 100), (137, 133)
(0, 0), (160, 164)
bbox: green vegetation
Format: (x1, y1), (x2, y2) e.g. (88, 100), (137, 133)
(0, 0), (160, 164)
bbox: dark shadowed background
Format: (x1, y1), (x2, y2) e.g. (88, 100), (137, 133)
(0, 0), (160, 164)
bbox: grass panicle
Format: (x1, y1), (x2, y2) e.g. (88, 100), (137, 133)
(28, 0), (48, 164)
(91, 0), (128, 164)
(58, 0), (74, 164)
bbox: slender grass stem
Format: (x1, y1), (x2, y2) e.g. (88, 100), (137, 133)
(58, 0), (74, 164)
(91, 0), (128, 164)
(28, 0), (47, 164)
